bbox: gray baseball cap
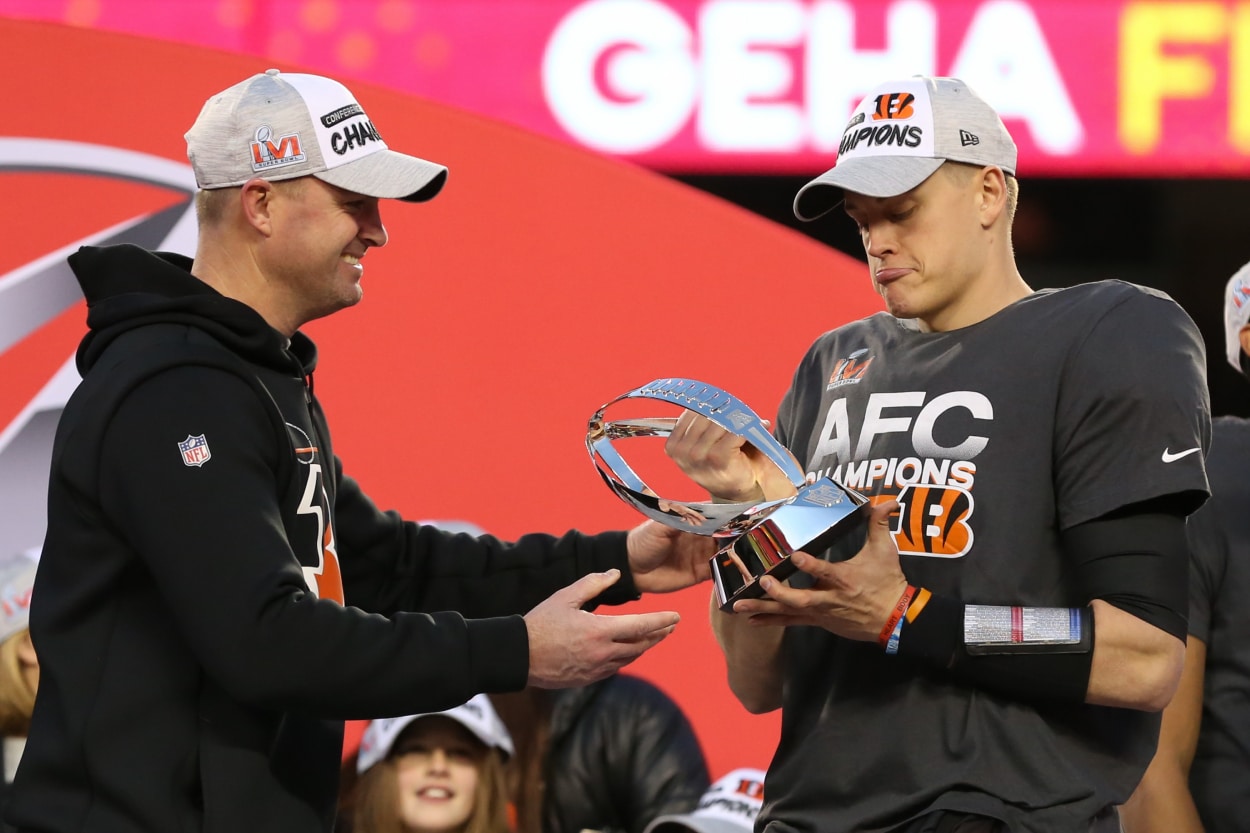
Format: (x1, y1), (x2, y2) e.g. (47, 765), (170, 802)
(1223, 262), (1250, 371)
(185, 69), (447, 202)
(794, 76), (1017, 221)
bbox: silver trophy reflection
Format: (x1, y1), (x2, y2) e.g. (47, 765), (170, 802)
(587, 378), (871, 611)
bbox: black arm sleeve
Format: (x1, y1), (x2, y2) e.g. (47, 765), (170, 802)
(896, 507), (1188, 702)
(1062, 509), (1189, 642)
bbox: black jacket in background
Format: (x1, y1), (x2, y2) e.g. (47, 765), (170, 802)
(9, 244), (637, 833)
(544, 675), (710, 833)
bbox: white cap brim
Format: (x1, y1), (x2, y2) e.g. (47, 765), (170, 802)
(357, 695), (514, 774)
(644, 815), (749, 833)
(316, 148), (447, 202)
(794, 156), (944, 221)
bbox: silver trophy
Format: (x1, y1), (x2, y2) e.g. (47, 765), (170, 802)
(586, 378), (871, 611)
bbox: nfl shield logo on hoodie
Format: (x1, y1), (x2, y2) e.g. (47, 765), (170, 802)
(178, 434), (211, 467)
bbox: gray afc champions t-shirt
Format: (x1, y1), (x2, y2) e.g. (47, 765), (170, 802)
(763, 281), (1210, 833)
(1187, 415), (1250, 833)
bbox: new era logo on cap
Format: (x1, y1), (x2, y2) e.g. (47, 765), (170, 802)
(186, 69), (447, 202)
(794, 75), (1018, 220)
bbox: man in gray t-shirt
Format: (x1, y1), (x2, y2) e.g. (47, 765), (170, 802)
(666, 76), (1210, 833)
(1122, 265), (1250, 833)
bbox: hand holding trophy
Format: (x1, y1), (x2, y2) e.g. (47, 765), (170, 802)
(586, 378), (870, 611)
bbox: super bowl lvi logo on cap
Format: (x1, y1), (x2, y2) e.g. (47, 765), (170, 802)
(643, 768), (767, 833)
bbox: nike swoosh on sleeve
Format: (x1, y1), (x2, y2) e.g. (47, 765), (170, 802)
(1161, 447), (1201, 463)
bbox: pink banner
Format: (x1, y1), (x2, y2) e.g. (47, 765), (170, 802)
(5, 0), (1249, 175)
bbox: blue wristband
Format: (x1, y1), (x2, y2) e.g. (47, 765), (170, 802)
(885, 614), (905, 655)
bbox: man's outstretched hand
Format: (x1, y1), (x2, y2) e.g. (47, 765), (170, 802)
(525, 569), (681, 688)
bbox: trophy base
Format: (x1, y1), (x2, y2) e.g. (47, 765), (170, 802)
(711, 478), (871, 612)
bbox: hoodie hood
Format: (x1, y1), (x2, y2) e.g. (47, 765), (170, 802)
(69, 244), (316, 377)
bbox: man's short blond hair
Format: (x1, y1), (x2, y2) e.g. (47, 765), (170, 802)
(194, 188), (234, 227)
(943, 161), (1018, 222)
(194, 177), (308, 227)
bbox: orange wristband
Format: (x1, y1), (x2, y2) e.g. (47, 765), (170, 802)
(905, 588), (932, 624)
(878, 584), (918, 648)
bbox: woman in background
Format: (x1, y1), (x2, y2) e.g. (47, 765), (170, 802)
(348, 694), (513, 833)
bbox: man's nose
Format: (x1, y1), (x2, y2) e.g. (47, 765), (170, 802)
(864, 222), (897, 259)
(359, 203), (388, 248)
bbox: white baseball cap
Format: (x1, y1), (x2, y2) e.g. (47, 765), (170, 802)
(419, 520), (488, 537)
(642, 768), (767, 833)
(1223, 262), (1250, 371)
(795, 76), (1017, 220)
(185, 69), (447, 202)
(357, 694), (514, 774)
(0, 548), (39, 644)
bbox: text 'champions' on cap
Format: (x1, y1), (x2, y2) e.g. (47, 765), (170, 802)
(794, 76), (1018, 221)
(357, 694), (514, 774)
(185, 69), (447, 202)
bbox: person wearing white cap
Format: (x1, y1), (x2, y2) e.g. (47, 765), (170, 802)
(1121, 265), (1250, 833)
(642, 768), (764, 833)
(666, 75), (1209, 832)
(348, 695), (513, 833)
(7, 70), (712, 833)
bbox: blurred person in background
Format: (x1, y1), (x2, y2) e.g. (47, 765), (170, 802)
(641, 768), (765, 833)
(1121, 264), (1250, 833)
(491, 674), (709, 833)
(347, 694), (512, 833)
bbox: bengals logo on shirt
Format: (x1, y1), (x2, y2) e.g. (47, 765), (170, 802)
(892, 484), (973, 557)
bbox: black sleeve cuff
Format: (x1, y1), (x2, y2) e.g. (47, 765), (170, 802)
(466, 614), (530, 693)
(584, 530), (641, 608)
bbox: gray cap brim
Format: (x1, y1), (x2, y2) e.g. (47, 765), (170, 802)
(315, 148), (448, 202)
(643, 815), (747, 833)
(793, 156), (944, 221)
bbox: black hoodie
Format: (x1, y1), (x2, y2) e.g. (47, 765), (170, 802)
(9, 244), (636, 833)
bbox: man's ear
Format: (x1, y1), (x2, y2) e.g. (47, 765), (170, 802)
(978, 166), (1008, 229)
(240, 178), (275, 236)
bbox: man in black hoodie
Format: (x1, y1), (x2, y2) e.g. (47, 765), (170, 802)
(7, 70), (711, 833)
